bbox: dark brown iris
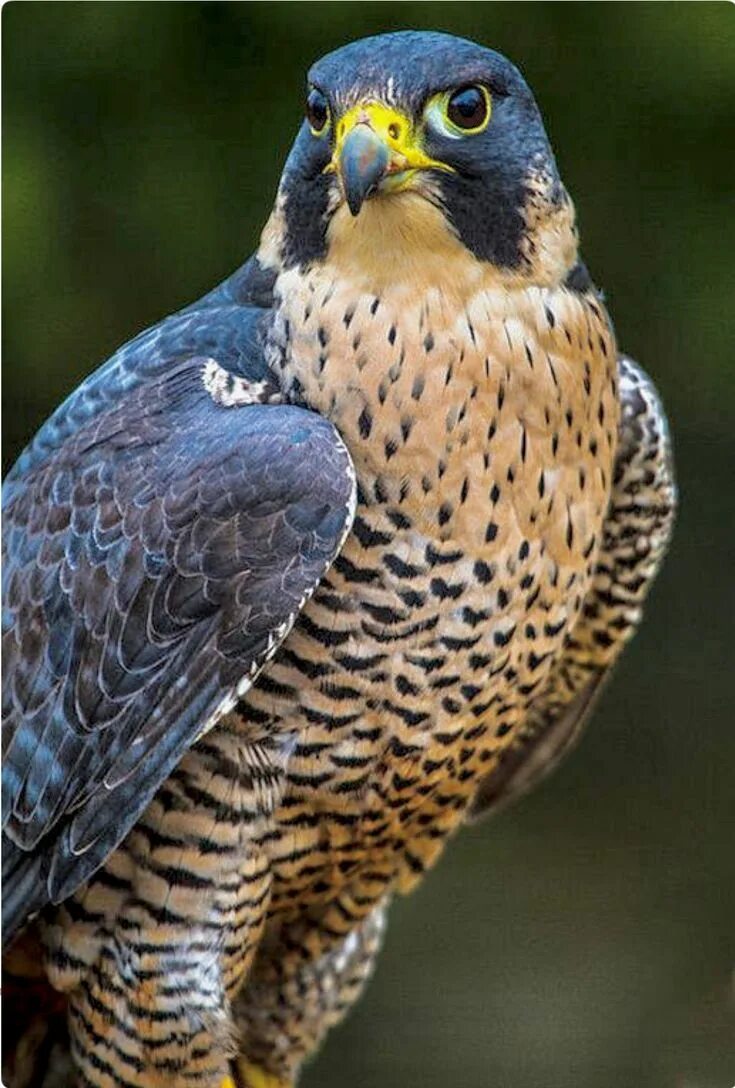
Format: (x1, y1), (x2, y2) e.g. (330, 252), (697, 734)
(306, 87), (329, 133)
(446, 85), (488, 131)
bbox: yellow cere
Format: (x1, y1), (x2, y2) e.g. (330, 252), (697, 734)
(326, 100), (454, 191)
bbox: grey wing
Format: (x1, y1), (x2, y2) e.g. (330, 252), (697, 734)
(470, 355), (677, 820)
(2, 355), (356, 940)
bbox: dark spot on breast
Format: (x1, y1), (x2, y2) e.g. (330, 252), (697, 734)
(430, 577), (464, 601)
(494, 625), (516, 647)
(398, 588), (426, 607)
(362, 602), (407, 625)
(441, 696), (462, 715)
(474, 559), (495, 584)
(395, 675), (420, 697)
(384, 554), (420, 578)
(461, 683), (482, 702)
(333, 554), (381, 585)
(358, 406), (372, 438)
(373, 477), (388, 503)
(352, 514), (392, 548)
(387, 509), (412, 530)
(485, 522), (498, 543)
(463, 605), (491, 627)
(426, 543), (464, 566)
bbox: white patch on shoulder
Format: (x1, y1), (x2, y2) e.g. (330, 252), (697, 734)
(201, 358), (280, 408)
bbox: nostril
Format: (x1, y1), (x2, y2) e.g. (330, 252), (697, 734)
(388, 123), (400, 141)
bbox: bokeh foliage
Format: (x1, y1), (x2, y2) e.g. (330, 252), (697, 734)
(3, 4), (734, 1087)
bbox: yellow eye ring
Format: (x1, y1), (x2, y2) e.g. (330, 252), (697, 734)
(433, 84), (492, 137)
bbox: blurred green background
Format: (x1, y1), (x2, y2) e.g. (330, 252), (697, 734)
(3, 3), (734, 1086)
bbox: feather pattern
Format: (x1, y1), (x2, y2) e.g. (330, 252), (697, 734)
(2, 318), (356, 937)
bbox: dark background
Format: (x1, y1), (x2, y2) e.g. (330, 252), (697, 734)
(3, 4), (734, 1086)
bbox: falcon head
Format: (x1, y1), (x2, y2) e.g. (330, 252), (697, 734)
(268, 31), (577, 284)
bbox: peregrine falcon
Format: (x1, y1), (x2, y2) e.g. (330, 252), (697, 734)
(2, 30), (676, 1088)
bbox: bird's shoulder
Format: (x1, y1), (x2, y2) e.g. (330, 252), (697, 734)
(5, 255), (279, 486)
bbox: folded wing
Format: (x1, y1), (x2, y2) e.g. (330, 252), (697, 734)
(2, 350), (355, 939)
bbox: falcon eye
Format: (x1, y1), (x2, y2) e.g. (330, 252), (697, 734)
(306, 88), (330, 136)
(445, 85), (491, 133)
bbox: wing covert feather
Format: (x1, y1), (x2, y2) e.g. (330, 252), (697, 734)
(2, 354), (355, 937)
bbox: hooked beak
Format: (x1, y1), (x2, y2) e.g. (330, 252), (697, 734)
(328, 102), (453, 217)
(340, 125), (391, 216)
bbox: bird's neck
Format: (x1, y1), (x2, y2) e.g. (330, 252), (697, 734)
(258, 186), (579, 303)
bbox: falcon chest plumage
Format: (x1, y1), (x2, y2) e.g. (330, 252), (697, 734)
(246, 195), (620, 904)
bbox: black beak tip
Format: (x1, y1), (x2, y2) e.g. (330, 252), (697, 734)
(346, 191), (365, 217)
